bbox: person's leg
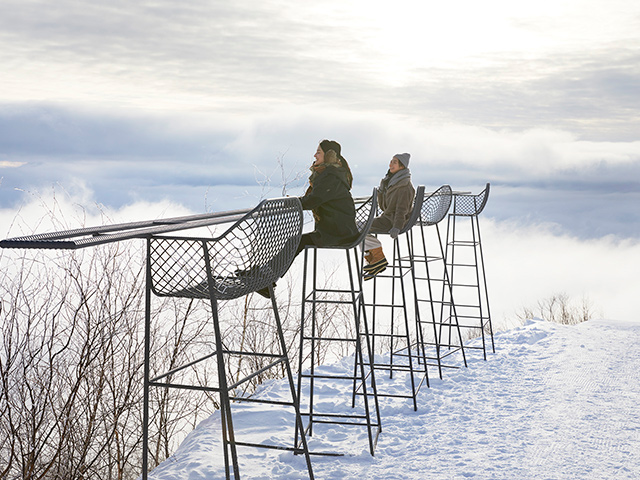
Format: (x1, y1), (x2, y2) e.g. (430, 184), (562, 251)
(362, 217), (391, 268)
(362, 233), (382, 262)
(362, 234), (388, 280)
(256, 234), (317, 299)
(295, 233), (317, 258)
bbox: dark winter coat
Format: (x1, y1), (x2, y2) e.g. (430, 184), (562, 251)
(300, 163), (359, 246)
(371, 169), (415, 233)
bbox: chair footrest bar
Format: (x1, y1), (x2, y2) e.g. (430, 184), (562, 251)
(448, 262), (480, 268)
(368, 332), (412, 339)
(372, 363), (426, 372)
(416, 299), (450, 306)
(303, 416), (381, 428)
(463, 345), (488, 350)
(233, 441), (306, 453)
(413, 276), (446, 283)
(148, 381), (222, 393)
(420, 341), (463, 349)
(302, 335), (357, 342)
(304, 298), (362, 306)
(300, 373), (363, 381)
(448, 241), (480, 247)
(422, 350), (463, 360)
(364, 302), (410, 309)
(228, 358), (287, 390)
(356, 391), (415, 400)
(225, 349), (284, 359)
(228, 396), (297, 407)
(151, 350), (218, 382)
(302, 412), (370, 420)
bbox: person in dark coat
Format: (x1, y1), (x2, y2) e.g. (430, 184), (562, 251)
(297, 139), (359, 254)
(255, 139), (358, 298)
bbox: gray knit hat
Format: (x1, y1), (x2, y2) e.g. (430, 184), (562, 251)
(394, 153), (410, 168)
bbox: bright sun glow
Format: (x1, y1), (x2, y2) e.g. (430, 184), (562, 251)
(330, 0), (638, 82)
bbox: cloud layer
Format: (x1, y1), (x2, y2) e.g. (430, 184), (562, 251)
(2, 104), (639, 239)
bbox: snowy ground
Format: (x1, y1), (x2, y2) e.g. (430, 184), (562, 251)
(148, 318), (640, 480)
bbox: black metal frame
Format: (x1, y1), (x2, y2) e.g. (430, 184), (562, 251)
(362, 185), (428, 411)
(410, 185), (468, 379)
(144, 197), (314, 480)
(443, 183), (495, 360)
(0, 209), (253, 249)
(295, 188), (382, 456)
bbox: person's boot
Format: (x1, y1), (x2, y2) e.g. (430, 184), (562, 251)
(364, 247), (388, 271)
(363, 247), (388, 280)
(364, 250), (374, 265)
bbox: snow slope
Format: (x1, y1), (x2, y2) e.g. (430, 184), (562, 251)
(148, 318), (640, 479)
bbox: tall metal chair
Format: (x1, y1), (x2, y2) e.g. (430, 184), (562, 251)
(361, 185), (428, 411)
(411, 185), (467, 379)
(442, 183), (494, 360)
(295, 188), (382, 456)
(143, 197), (314, 480)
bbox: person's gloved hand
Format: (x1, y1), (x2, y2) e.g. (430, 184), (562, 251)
(389, 227), (400, 239)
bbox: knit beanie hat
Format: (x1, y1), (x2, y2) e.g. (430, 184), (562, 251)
(394, 153), (410, 168)
(320, 140), (342, 157)
(318, 139), (352, 188)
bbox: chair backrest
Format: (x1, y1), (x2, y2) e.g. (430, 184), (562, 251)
(345, 187), (378, 249)
(398, 185), (426, 234)
(419, 185), (453, 226)
(452, 183), (490, 217)
(148, 197), (303, 300)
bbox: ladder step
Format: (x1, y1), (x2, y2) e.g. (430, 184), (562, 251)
(300, 373), (362, 381)
(302, 335), (357, 342)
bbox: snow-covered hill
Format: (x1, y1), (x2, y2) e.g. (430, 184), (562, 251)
(148, 318), (640, 480)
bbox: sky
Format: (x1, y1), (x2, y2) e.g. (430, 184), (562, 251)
(1, 0), (640, 319)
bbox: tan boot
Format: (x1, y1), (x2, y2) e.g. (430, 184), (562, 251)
(364, 250), (374, 265)
(364, 247), (387, 268)
(363, 247), (388, 280)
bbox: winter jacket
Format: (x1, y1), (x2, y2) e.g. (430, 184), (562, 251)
(300, 164), (359, 246)
(371, 170), (415, 233)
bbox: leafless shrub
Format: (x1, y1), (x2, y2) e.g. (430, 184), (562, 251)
(516, 292), (594, 325)
(0, 189), (354, 479)
(0, 241), (147, 480)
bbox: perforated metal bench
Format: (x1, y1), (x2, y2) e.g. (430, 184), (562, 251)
(360, 185), (429, 411)
(295, 188), (382, 456)
(144, 197), (314, 480)
(443, 183), (495, 360)
(412, 185), (468, 378)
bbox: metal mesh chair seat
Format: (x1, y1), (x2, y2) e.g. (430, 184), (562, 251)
(442, 183), (494, 360)
(418, 184), (453, 226)
(362, 186), (427, 411)
(451, 183), (490, 217)
(148, 198), (302, 300)
(143, 197), (314, 480)
(410, 185), (467, 379)
(296, 188), (381, 456)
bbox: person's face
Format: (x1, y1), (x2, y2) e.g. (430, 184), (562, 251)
(314, 145), (325, 164)
(389, 157), (403, 174)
